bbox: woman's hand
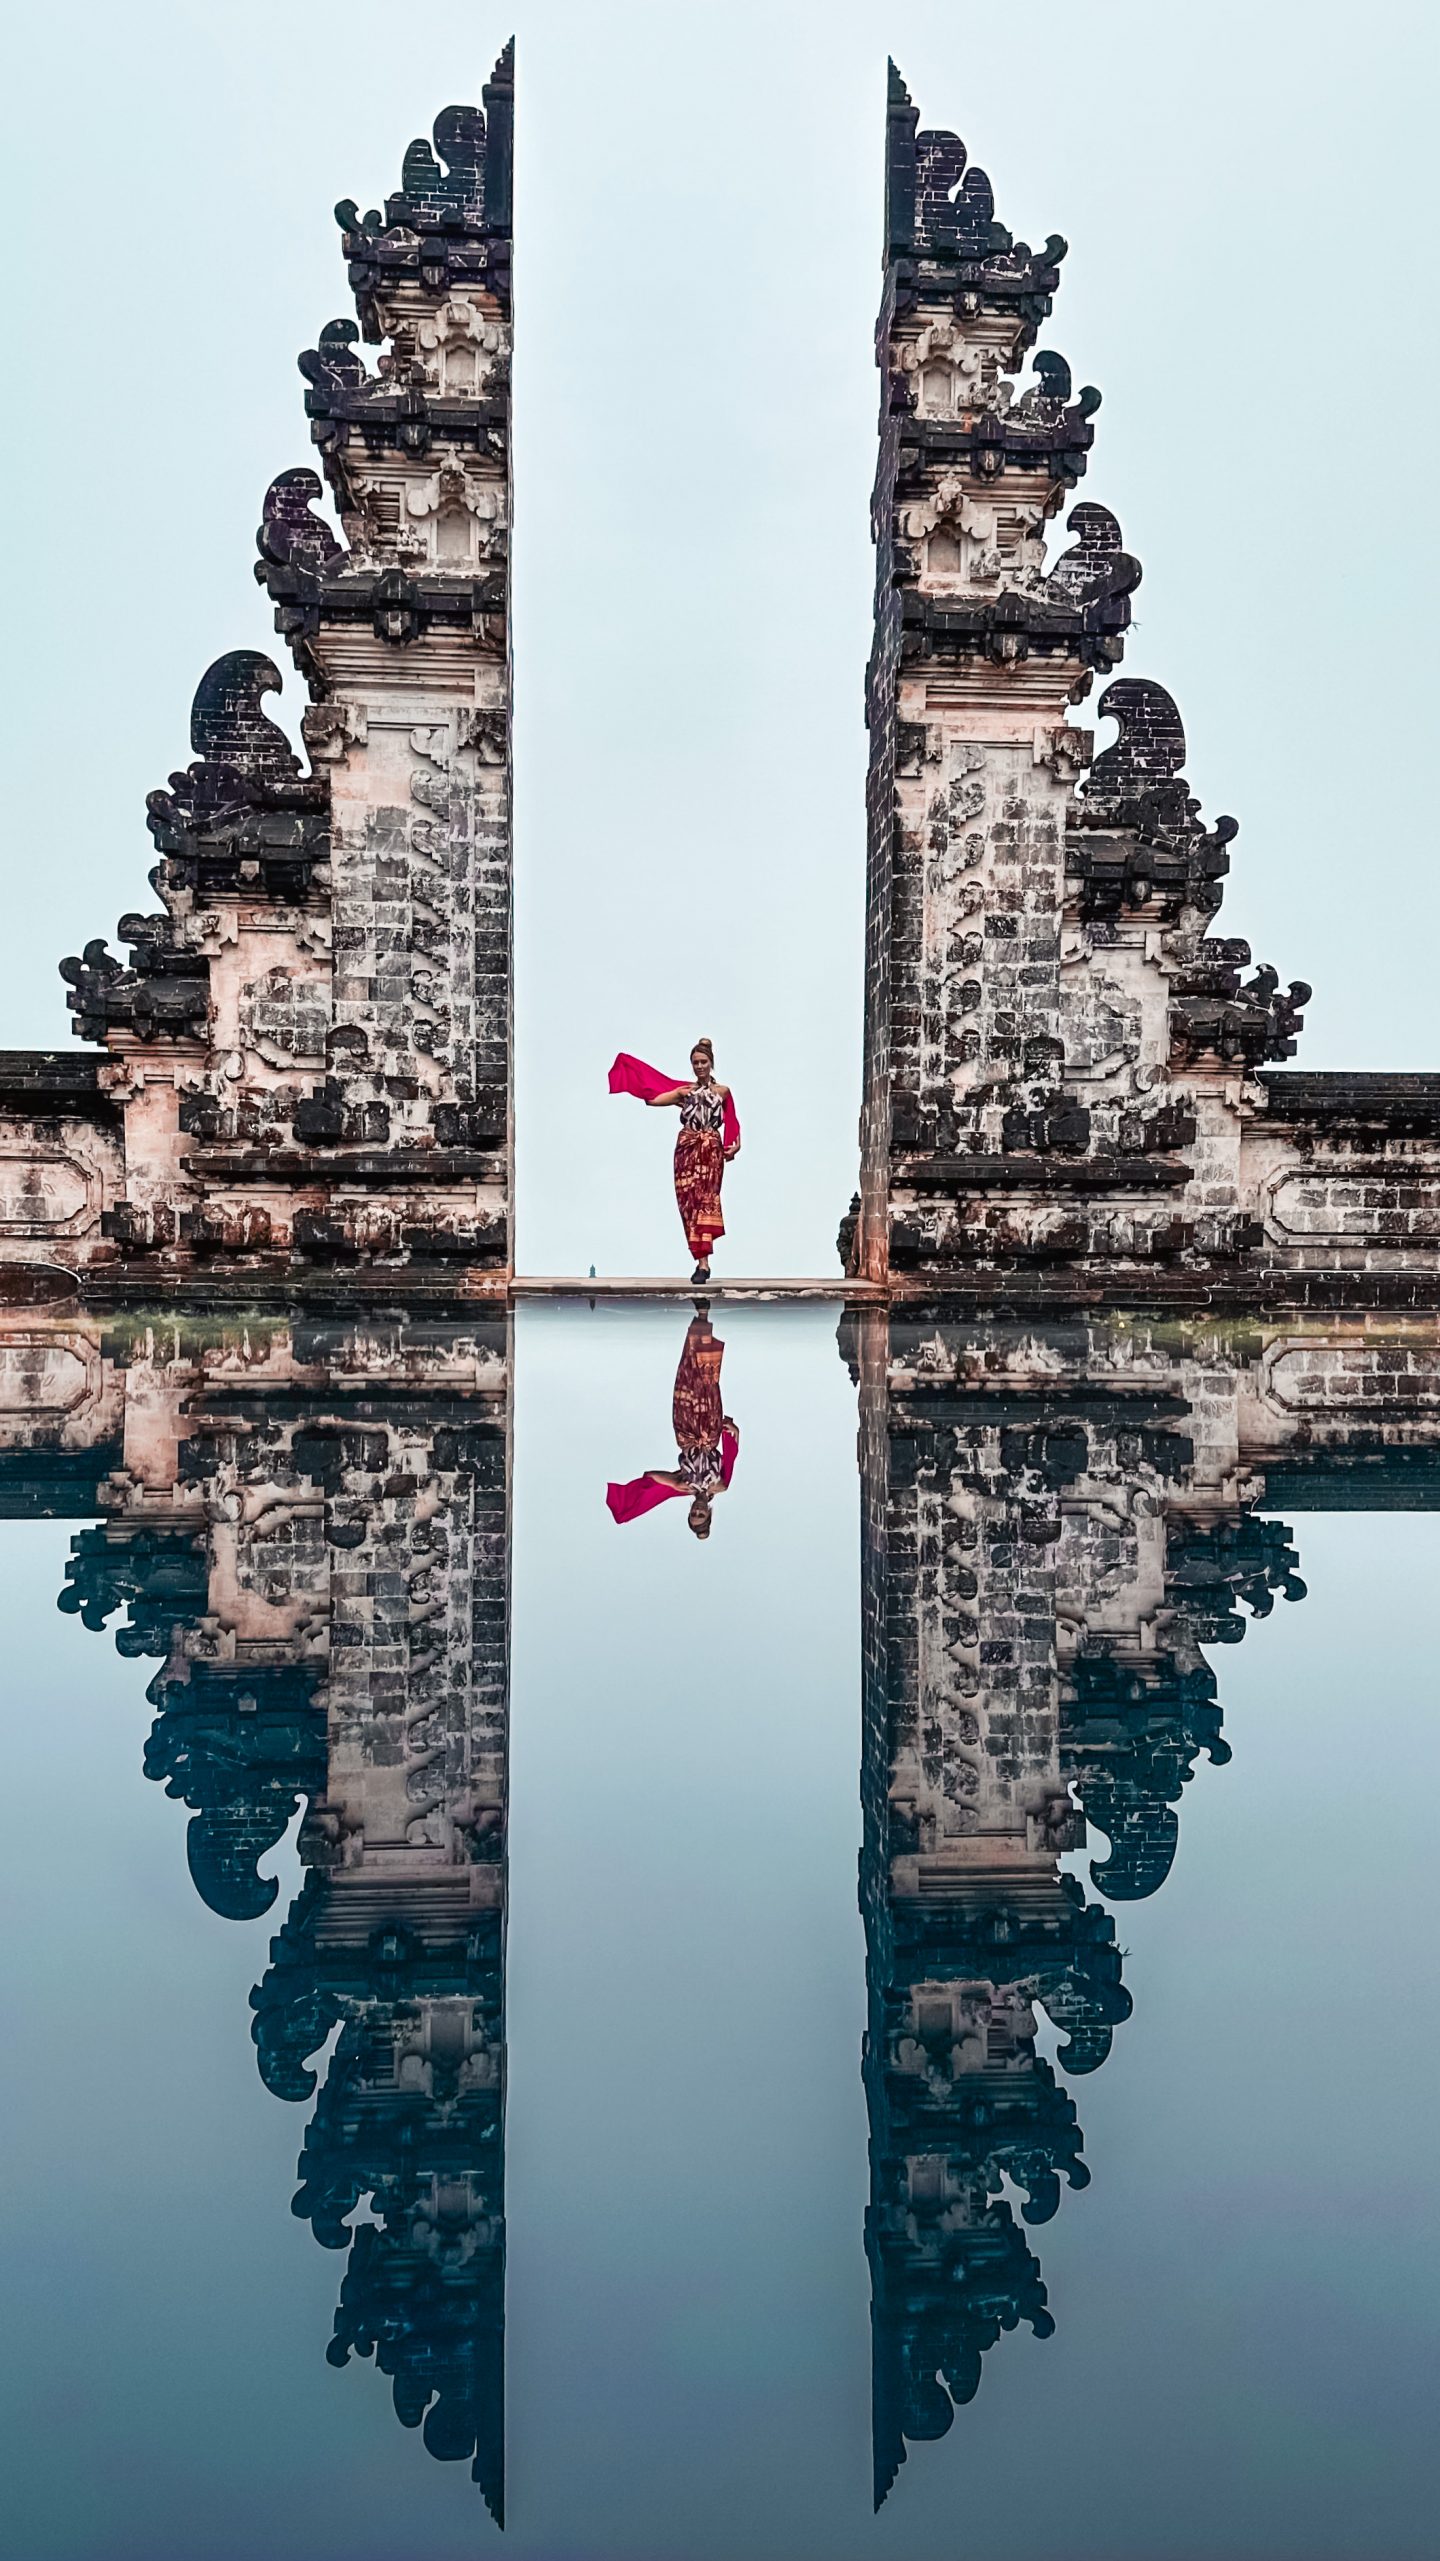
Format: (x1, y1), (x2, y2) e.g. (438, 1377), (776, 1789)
(724, 1142), (740, 1161)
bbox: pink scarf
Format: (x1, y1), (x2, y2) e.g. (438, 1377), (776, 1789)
(609, 1052), (740, 1153)
(606, 1425), (740, 1524)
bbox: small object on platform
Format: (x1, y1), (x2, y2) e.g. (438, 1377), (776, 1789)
(692, 1263), (709, 1284)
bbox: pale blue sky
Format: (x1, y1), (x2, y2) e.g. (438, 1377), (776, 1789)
(5, 1), (1436, 1272)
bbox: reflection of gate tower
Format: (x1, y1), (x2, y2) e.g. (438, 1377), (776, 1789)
(851, 1309), (1131, 2506)
(45, 1314), (511, 2517)
(847, 1306), (1440, 2500)
(0, 47), (515, 1293)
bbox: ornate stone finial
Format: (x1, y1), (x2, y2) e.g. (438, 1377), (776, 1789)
(1085, 675), (1188, 802)
(396, 105), (488, 228)
(140, 649), (318, 853)
(884, 70), (1065, 308)
(187, 649), (302, 790)
(133, 647), (328, 923)
(298, 317), (367, 394)
(1072, 676), (1240, 922)
(334, 44), (513, 244)
(885, 59), (920, 256)
(256, 469), (344, 581)
(481, 36), (515, 232)
(915, 129), (1000, 259)
(334, 43), (515, 334)
(1046, 503), (1142, 629)
(142, 1669), (327, 1921)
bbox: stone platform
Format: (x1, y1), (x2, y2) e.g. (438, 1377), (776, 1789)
(512, 1275), (885, 1302)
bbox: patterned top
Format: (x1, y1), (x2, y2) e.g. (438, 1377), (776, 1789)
(679, 1081), (726, 1133)
(680, 1442), (724, 1495)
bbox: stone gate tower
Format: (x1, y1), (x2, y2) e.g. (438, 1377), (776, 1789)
(0, 47), (515, 1295)
(851, 65), (1440, 1306)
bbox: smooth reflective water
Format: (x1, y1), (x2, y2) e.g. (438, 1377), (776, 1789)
(0, 1304), (1435, 2560)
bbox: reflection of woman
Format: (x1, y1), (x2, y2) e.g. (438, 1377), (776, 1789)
(606, 1306), (740, 1539)
(608, 1040), (741, 1283)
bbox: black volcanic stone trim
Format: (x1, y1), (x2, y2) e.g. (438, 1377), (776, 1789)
(883, 64), (1065, 323)
(899, 1155), (1191, 1191)
(892, 1386), (1188, 1423)
(345, 237), (512, 334)
(259, 561), (505, 661)
(1262, 1451), (1440, 1510)
(1258, 1073), (1440, 1131)
(334, 45), (515, 334)
(899, 587), (1128, 671)
(190, 1386), (505, 1427)
(0, 1051), (119, 1118)
(59, 942), (210, 1045)
(307, 387), (507, 461)
(261, 562), (503, 620)
(895, 406), (1096, 485)
(186, 1150), (505, 1185)
(0, 1445), (124, 1518)
(886, 1268), (1440, 1312)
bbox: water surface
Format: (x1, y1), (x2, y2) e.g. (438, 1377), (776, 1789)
(0, 1303), (1434, 2560)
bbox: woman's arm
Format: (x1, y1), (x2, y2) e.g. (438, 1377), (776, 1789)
(645, 1086), (688, 1107)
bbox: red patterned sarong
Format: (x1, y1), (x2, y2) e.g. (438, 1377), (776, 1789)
(674, 1128), (725, 1262)
(672, 1311), (724, 1449)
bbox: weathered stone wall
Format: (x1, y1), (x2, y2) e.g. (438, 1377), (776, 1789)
(0, 1056), (124, 1279)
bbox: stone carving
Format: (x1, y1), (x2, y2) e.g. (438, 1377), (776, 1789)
(256, 469), (346, 579)
(1045, 503), (1141, 621)
(1070, 676), (1238, 921)
(336, 52), (513, 338)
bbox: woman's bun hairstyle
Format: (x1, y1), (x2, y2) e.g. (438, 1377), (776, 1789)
(693, 1035), (714, 1055)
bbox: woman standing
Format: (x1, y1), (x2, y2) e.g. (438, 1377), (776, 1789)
(608, 1040), (741, 1282)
